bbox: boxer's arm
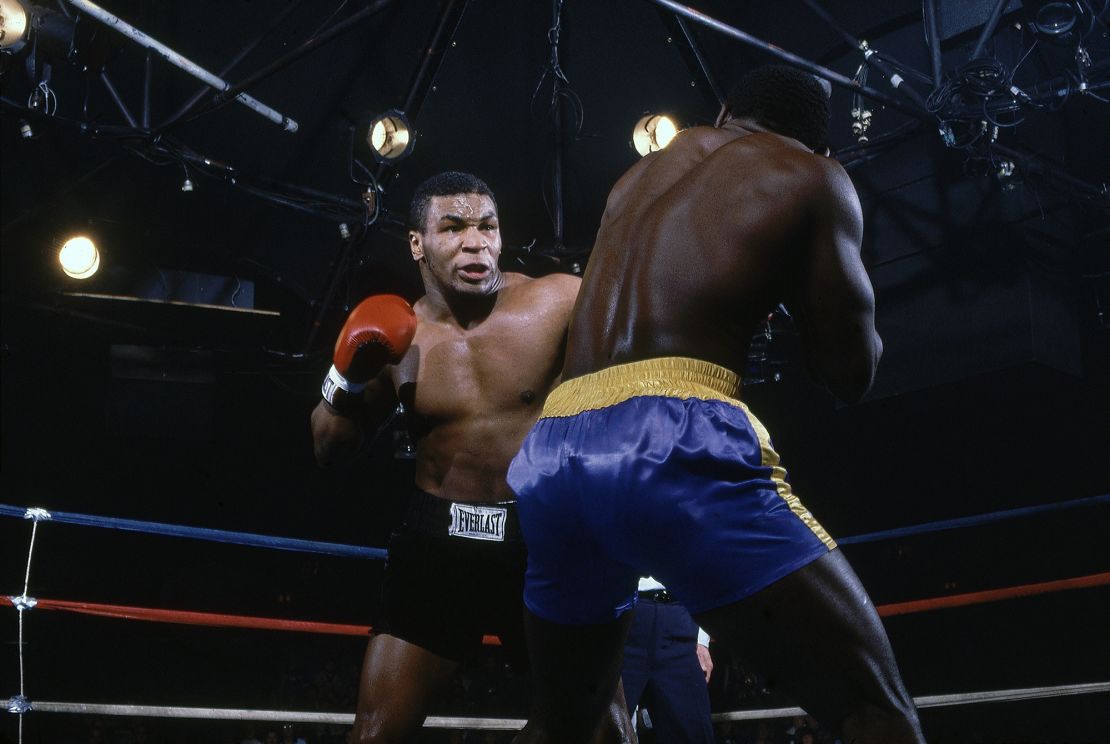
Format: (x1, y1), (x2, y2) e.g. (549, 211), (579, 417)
(527, 271), (580, 387)
(311, 294), (415, 467)
(310, 367), (398, 467)
(792, 158), (882, 403)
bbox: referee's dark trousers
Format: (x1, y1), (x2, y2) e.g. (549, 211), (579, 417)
(621, 590), (715, 743)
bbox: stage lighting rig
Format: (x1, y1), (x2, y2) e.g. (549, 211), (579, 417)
(0, 0), (116, 71)
(1024, 0), (1102, 45)
(923, 0), (1108, 152)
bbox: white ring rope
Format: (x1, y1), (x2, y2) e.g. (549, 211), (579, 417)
(9, 682), (1109, 730)
(9, 702), (524, 730)
(711, 681), (1110, 722)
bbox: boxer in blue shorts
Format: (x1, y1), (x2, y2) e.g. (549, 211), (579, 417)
(510, 357), (836, 623)
(509, 67), (926, 744)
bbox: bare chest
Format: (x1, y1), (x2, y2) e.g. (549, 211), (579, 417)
(393, 311), (565, 420)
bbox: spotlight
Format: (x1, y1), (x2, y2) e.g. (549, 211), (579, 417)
(59, 235), (100, 279)
(0, 0), (29, 52)
(632, 114), (678, 157)
(1, 2), (117, 72)
(1033, 1), (1077, 35)
(366, 110), (414, 163)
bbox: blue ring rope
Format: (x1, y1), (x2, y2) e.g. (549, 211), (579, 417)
(0, 504), (386, 561)
(837, 493), (1110, 545)
(2, 493), (1106, 559)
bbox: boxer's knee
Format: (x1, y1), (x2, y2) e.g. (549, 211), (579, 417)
(349, 713), (407, 744)
(841, 698), (926, 744)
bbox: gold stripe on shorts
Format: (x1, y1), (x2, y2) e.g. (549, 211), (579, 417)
(744, 412), (837, 550)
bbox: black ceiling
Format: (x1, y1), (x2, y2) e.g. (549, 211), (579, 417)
(3, 0), (1105, 321)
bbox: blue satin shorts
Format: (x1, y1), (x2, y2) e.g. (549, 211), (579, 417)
(507, 357), (836, 625)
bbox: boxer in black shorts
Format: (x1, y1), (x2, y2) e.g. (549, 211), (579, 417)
(311, 172), (632, 742)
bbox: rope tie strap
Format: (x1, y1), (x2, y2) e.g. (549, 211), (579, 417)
(6, 696), (32, 714)
(8, 595), (37, 611)
(22, 508), (51, 522)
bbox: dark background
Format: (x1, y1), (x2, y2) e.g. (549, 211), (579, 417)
(2, 0), (1109, 742)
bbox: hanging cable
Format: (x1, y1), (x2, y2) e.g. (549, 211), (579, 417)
(531, 0), (584, 250)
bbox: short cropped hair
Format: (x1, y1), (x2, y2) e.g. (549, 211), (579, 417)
(408, 171), (497, 231)
(725, 65), (830, 151)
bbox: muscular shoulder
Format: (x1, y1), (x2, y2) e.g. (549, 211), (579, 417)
(780, 145), (855, 205)
(502, 271), (580, 311)
(807, 155), (862, 232)
(812, 154), (858, 202)
(716, 136), (854, 206)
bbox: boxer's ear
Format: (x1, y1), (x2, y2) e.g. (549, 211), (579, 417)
(409, 230), (424, 262)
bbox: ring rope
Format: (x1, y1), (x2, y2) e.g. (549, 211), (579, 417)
(4, 497), (1106, 740)
(836, 493), (1109, 545)
(0, 596), (373, 636)
(9, 681), (1110, 728)
(2, 493), (1104, 563)
(11, 700), (519, 729)
(5, 502), (1108, 740)
(0, 504), (386, 561)
(709, 681), (1110, 722)
(6, 570), (1107, 640)
(0, 596), (504, 646)
(875, 571), (1110, 616)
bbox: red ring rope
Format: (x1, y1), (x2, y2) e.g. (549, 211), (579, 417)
(6, 571), (1108, 640)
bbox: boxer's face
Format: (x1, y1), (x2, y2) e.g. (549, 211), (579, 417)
(410, 193), (503, 296)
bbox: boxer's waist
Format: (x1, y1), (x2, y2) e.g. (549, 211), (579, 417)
(541, 356), (742, 419)
(402, 489), (522, 544)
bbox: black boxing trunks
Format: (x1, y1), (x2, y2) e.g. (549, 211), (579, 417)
(375, 489), (528, 665)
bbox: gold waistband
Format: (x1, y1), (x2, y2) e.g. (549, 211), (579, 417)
(541, 357), (742, 418)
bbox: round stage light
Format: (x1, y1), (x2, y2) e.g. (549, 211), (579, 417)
(59, 236), (101, 279)
(632, 114), (678, 157)
(0, 0), (29, 52)
(367, 110), (414, 162)
(1034, 2), (1077, 35)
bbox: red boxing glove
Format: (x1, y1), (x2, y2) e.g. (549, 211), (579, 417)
(321, 294), (415, 412)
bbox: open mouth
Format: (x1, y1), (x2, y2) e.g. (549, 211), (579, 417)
(459, 263), (490, 281)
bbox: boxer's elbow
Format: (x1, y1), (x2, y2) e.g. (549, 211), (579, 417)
(815, 331), (882, 404)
